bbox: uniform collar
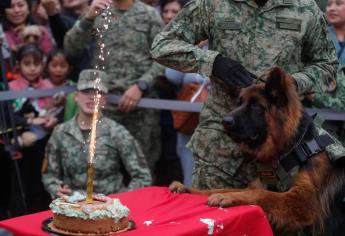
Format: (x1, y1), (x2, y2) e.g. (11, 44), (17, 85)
(66, 114), (106, 144)
(65, 116), (87, 144)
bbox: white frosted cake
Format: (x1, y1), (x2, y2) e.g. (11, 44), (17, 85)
(49, 192), (130, 235)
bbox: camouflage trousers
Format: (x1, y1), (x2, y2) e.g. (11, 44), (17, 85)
(103, 105), (161, 174)
(191, 154), (257, 189)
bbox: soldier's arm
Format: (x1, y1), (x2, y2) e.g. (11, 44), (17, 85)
(41, 127), (63, 199)
(313, 69), (345, 110)
(151, 0), (219, 78)
(137, 10), (165, 88)
(63, 16), (94, 57)
(292, 7), (338, 95)
(114, 127), (152, 190)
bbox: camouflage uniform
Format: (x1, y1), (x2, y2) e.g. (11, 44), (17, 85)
(151, 0), (344, 189)
(311, 27), (345, 144)
(64, 0), (165, 172)
(42, 69), (152, 198)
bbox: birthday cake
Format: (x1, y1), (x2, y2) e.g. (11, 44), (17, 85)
(49, 192), (130, 235)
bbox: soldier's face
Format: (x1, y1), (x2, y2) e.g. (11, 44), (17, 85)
(326, 0), (345, 27)
(75, 90), (107, 115)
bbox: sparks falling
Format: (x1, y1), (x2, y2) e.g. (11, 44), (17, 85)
(88, 79), (101, 164)
(86, 6), (111, 203)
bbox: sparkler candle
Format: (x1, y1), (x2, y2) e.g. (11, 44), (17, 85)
(85, 6), (111, 204)
(86, 88), (101, 203)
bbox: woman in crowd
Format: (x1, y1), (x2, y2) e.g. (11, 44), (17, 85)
(154, 0), (187, 186)
(3, 0), (54, 54)
(327, 0), (345, 63)
(161, 0), (208, 187)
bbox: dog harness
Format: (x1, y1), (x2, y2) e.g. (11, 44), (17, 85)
(256, 117), (334, 191)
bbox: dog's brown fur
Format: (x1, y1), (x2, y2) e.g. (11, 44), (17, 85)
(170, 68), (345, 233)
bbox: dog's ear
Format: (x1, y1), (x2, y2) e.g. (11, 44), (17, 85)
(264, 67), (289, 107)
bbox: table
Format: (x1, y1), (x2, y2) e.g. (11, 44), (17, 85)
(0, 187), (273, 236)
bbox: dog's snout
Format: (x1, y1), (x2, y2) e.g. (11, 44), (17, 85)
(222, 116), (235, 128)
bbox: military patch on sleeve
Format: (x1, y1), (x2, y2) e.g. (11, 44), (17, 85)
(276, 17), (301, 32)
(217, 18), (241, 30)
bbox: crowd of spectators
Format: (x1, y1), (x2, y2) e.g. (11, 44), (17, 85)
(0, 0), (344, 223)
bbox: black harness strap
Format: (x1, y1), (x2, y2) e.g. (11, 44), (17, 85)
(279, 134), (334, 172)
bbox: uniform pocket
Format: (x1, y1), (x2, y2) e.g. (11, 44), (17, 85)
(124, 25), (150, 51)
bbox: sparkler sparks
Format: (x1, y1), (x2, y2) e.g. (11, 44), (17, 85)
(86, 6), (111, 203)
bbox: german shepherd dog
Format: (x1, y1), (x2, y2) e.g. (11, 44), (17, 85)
(170, 67), (345, 234)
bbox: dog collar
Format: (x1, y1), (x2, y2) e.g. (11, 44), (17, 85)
(279, 134), (334, 173)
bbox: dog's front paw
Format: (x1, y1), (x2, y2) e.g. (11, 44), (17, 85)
(169, 181), (188, 193)
(207, 193), (239, 207)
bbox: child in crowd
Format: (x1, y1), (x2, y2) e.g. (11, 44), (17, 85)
(45, 49), (79, 122)
(46, 49), (72, 87)
(8, 43), (57, 214)
(9, 43), (57, 147)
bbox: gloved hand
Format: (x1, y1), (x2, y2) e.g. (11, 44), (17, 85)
(212, 54), (255, 87)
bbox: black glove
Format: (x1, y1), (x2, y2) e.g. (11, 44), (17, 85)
(212, 54), (255, 87)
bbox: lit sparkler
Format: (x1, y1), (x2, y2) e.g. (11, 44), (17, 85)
(85, 6), (111, 204)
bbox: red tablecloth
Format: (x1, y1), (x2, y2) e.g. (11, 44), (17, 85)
(0, 187), (273, 236)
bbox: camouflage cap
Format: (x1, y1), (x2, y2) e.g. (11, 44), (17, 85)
(77, 69), (109, 93)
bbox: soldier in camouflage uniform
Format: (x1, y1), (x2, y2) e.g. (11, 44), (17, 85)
(63, 0), (164, 173)
(311, 66), (345, 145)
(310, 1), (345, 145)
(42, 69), (152, 199)
(151, 0), (345, 190)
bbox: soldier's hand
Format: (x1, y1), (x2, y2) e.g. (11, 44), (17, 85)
(56, 184), (72, 198)
(85, 0), (112, 20)
(212, 54), (255, 88)
(118, 84), (143, 113)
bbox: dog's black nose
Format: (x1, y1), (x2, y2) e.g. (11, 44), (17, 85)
(222, 116), (235, 128)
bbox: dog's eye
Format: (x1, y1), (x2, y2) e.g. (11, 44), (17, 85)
(250, 101), (259, 108)
(250, 101), (264, 111)
(250, 133), (259, 140)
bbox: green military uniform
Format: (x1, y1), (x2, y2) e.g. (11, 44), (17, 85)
(42, 115), (152, 198)
(151, 0), (345, 189)
(64, 0), (165, 172)
(42, 69), (152, 198)
(313, 65), (345, 145)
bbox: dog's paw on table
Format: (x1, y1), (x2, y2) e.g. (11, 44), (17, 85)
(169, 181), (188, 193)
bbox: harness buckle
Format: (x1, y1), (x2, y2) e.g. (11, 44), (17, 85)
(301, 139), (321, 158)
